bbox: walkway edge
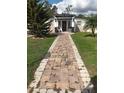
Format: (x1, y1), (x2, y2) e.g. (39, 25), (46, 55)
(28, 36), (59, 93)
(69, 34), (93, 89)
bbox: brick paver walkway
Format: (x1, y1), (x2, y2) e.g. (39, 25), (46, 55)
(28, 32), (92, 93)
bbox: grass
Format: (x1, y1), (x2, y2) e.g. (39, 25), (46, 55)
(27, 32), (96, 88)
(71, 32), (97, 77)
(27, 37), (55, 85)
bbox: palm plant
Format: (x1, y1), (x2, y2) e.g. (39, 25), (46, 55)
(52, 5), (58, 15)
(66, 5), (73, 14)
(27, 0), (53, 37)
(83, 14), (97, 37)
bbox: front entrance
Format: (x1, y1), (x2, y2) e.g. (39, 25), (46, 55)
(62, 21), (67, 31)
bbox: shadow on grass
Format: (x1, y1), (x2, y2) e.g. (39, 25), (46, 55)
(45, 33), (58, 38)
(27, 55), (45, 85)
(27, 58), (42, 85)
(28, 33), (58, 39)
(91, 75), (97, 93)
(84, 34), (97, 37)
(27, 58), (42, 66)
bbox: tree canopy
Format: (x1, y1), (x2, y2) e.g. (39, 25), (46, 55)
(27, 0), (53, 37)
(83, 14), (97, 37)
(52, 5), (58, 15)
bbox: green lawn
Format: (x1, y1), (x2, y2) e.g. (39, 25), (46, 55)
(71, 32), (97, 77)
(27, 37), (55, 85)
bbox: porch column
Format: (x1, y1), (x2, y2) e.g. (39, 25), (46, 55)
(60, 20), (62, 28)
(66, 21), (68, 31)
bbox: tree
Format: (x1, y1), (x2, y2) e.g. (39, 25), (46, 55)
(77, 14), (86, 19)
(52, 5), (58, 15)
(64, 5), (73, 14)
(27, 0), (53, 37)
(83, 14), (97, 37)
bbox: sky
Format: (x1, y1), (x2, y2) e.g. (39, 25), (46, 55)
(48, 0), (62, 4)
(48, 0), (97, 15)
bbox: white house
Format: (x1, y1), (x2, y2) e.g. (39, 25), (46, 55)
(49, 14), (97, 33)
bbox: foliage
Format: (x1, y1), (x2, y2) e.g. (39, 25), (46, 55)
(63, 5), (73, 14)
(83, 14), (97, 37)
(76, 14), (87, 19)
(52, 5), (58, 15)
(27, 0), (53, 37)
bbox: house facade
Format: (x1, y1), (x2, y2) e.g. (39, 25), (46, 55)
(49, 14), (97, 33)
(54, 14), (75, 32)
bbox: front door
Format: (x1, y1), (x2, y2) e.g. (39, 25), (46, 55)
(62, 21), (66, 31)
